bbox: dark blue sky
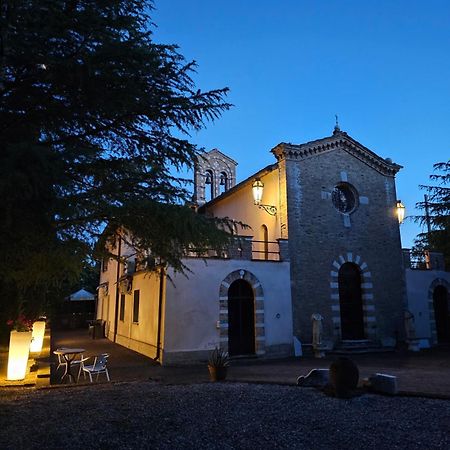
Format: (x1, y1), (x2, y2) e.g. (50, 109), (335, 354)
(153, 0), (450, 248)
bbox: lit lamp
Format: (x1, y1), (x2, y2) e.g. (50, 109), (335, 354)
(396, 200), (406, 224)
(7, 331), (33, 380)
(252, 179), (277, 216)
(30, 320), (46, 353)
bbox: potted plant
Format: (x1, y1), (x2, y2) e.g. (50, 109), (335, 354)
(208, 347), (230, 382)
(6, 315), (34, 380)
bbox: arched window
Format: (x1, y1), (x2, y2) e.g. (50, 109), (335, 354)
(204, 170), (214, 202)
(219, 172), (228, 194)
(261, 225), (269, 260)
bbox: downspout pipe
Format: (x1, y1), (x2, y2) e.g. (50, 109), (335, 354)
(155, 264), (165, 362)
(113, 234), (122, 343)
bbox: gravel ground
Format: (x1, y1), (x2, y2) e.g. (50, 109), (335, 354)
(0, 381), (449, 449)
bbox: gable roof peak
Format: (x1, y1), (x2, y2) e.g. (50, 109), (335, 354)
(271, 132), (402, 176)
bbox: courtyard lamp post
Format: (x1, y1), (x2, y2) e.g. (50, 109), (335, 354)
(252, 179), (277, 216)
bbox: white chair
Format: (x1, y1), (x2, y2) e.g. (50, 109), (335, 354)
(55, 348), (68, 371)
(81, 353), (110, 382)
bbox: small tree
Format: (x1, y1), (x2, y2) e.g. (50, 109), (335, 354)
(413, 162), (450, 268)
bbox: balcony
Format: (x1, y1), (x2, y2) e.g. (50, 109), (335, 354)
(186, 236), (289, 262)
(402, 249), (446, 271)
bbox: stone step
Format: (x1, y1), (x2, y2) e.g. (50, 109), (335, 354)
(331, 347), (395, 355)
(332, 340), (395, 355)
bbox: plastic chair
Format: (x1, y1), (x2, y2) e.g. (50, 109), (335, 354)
(81, 353), (110, 382)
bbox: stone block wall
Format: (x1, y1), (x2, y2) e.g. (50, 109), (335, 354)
(278, 141), (405, 347)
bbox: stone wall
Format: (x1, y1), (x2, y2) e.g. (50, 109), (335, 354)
(276, 138), (405, 347)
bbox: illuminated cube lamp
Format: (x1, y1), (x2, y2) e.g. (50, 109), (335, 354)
(30, 320), (46, 353)
(7, 331), (33, 381)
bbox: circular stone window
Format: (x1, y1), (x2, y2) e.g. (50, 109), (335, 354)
(331, 183), (358, 214)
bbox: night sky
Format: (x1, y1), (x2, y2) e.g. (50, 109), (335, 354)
(153, 0), (450, 248)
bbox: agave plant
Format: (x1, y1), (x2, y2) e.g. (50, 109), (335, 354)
(208, 347), (230, 368)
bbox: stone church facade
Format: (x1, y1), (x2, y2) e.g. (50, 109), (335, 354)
(96, 127), (449, 364)
(271, 128), (405, 349)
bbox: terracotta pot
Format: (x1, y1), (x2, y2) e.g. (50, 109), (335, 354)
(329, 357), (359, 398)
(208, 365), (227, 382)
(7, 331), (33, 380)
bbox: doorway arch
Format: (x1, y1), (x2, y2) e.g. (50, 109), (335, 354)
(228, 279), (255, 356)
(338, 262), (365, 340)
(433, 285), (450, 343)
(219, 270), (266, 356)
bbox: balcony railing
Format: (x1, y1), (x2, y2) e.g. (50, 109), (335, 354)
(402, 249), (446, 271)
(251, 240), (280, 261)
(185, 237), (287, 262)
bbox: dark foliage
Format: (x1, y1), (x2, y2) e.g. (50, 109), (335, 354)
(412, 162), (450, 268)
(0, 0), (234, 332)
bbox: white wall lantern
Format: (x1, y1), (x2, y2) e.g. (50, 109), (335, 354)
(396, 200), (406, 224)
(252, 179), (264, 205)
(30, 320), (46, 353)
(7, 331), (33, 380)
(252, 179), (277, 216)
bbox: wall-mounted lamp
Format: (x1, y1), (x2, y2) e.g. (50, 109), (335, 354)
(252, 179), (277, 216)
(396, 200), (406, 224)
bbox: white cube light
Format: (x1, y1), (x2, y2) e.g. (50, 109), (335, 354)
(7, 331), (33, 381)
(30, 320), (46, 353)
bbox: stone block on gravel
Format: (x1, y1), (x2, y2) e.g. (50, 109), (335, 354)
(367, 373), (398, 395)
(297, 368), (329, 387)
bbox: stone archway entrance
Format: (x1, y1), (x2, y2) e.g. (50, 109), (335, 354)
(338, 262), (365, 340)
(228, 279), (255, 356)
(433, 285), (450, 343)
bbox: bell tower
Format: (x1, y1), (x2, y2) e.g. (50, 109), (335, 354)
(193, 149), (237, 205)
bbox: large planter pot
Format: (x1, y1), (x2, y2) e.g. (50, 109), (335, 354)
(329, 357), (359, 398)
(30, 320), (46, 353)
(208, 365), (227, 382)
(7, 331), (33, 381)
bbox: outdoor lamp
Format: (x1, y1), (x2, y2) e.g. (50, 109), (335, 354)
(252, 179), (264, 205)
(30, 320), (46, 353)
(7, 331), (33, 380)
(252, 179), (277, 216)
(396, 200), (406, 224)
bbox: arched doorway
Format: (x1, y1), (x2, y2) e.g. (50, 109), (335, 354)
(228, 279), (255, 356)
(433, 285), (450, 343)
(338, 262), (365, 340)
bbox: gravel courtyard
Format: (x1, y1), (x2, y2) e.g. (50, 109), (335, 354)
(1, 381), (449, 449)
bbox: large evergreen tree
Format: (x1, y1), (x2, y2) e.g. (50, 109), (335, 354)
(413, 161), (450, 268)
(0, 0), (234, 330)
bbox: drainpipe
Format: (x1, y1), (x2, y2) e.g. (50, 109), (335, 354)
(113, 234), (122, 343)
(155, 264), (165, 362)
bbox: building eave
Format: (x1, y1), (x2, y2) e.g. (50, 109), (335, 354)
(271, 131), (402, 177)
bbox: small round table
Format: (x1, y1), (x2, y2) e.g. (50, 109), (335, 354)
(54, 348), (85, 383)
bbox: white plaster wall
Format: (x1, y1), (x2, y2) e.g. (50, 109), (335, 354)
(209, 169), (281, 244)
(164, 258), (292, 353)
(405, 268), (450, 340)
(115, 271), (161, 358)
